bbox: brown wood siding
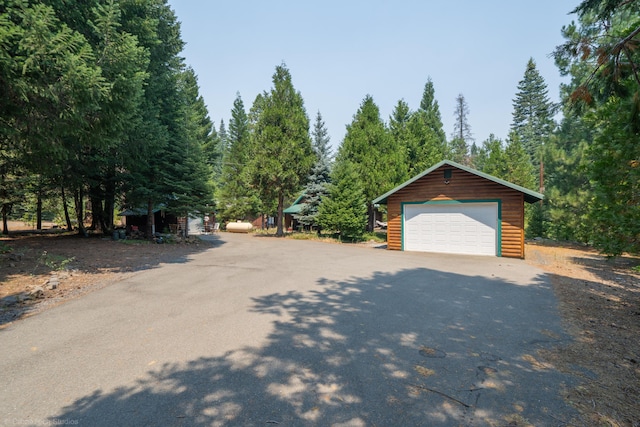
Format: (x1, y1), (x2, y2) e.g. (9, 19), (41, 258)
(385, 165), (526, 258)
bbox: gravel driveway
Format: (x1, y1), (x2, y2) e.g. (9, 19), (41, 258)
(0, 232), (576, 426)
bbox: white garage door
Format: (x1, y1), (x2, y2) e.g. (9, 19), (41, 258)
(403, 202), (498, 256)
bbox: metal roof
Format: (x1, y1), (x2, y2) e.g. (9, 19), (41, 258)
(372, 159), (544, 205)
(118, 207), (162, 216)
(283, 194), (305, 214)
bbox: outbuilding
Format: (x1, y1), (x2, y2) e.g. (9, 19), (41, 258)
(372, 160), (543, 259)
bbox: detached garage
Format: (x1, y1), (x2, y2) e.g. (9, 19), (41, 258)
(372, 160), (543, 259)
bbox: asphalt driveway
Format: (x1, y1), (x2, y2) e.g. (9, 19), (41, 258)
(0, 232), (576, 426)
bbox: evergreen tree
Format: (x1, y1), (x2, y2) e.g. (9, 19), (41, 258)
(408, 112), (447, 173)
(0, 1), (111, 234)
(166, 67), (215, 217)
(543, 110), (592, 243)
(0, 0), (216, 237)
(339, 95), (404, 230)
(475, 133), (535, 190)
(586, 95), (640, 255)
(450, 94), (472, 164)
(389, 97), (446, 178)
(119, 0), (192, 237)
(218, 93), (260, 222)
(511, 58), (555, 172)
(503, 133), (536, 190)
(553, 1), (640, 254)
(247, 64), (314, 236)
(203, 123), (222, 179)
(554, 0), (640, 112)
(388, 99), (412, 180)
(297, 111), (332, 229)
(419, 77), (447, 146)
(311, 110), (332, 160)
(218, 119), (228, 153)
(474, 134), (505, 177)
(82, 0), (149, 234)
(317, 160), (367, 240)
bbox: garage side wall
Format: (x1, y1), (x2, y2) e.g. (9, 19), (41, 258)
(386, 166), (526, 258)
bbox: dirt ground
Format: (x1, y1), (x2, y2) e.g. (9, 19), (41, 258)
(1, 223), (639, 426)
(526, 242), (640, 427)
(0, 222), (213, 325)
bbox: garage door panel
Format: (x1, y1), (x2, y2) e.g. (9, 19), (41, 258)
(404, 203), (498, 256)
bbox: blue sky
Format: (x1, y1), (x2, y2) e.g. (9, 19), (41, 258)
(167, 1), (578, 151)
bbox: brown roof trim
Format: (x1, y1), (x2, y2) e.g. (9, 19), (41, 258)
(372, 159), (544, 204)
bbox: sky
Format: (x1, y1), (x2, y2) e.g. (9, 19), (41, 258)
(167, 1), (579, 151)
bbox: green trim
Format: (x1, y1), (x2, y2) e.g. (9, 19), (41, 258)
(401, 199), (502, 257)
(373, 159), (543, 205)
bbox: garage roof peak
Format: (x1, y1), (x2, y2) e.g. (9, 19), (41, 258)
(372, 159), (544, 205)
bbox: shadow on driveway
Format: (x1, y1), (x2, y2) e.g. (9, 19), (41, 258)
(50, 266), (577, 426)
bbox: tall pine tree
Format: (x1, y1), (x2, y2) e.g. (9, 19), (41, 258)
(317, 160), (367, 241)
(218, 93), (260, 223)
(297, 111), (332, 229)
(419, 77), (447, 147)
(339, 95), (404, 231)
(247, 64), (314, 236)
(511, 58), (555, 172)
(450, 94), (472, 164)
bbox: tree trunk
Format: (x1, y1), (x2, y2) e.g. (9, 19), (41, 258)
(367, 203), (375, 232)
(74, 187), (87, 237)
(1, 203), (10, 235)
(103, 167), (116, 234)
(103, 190), (115, 234)
(276, 192), (284, 237)
(61, 186), (73, 231)
(89, 191), (103, 233)
(146, 199), (154, 240)
(36, 189), (42, 230)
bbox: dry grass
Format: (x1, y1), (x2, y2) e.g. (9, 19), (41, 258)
(526, 242), (640, 427)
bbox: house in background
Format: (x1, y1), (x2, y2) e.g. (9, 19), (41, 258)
(283, 194), (306, 231)
(373, 160), (543, 259)
(118, 207), (177, 234)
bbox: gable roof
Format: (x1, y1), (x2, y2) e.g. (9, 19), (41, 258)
(283, 194), (305, 214)
(372, 159), (544, 205)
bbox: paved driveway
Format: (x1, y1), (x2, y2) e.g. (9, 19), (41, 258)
(0, 233), (576, 426)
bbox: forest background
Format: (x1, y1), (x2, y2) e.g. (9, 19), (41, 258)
(1, 0), (639, 255)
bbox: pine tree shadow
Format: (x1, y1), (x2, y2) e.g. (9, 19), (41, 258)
(49, 267), (578, 426)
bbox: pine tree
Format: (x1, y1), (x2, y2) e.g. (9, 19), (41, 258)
(317, 160), (367, 240)
(165, 67), (215, 217)
(218, 93), (260, 222)
(503, 133), (536, 190)
(388, 100), (412, 180)
(474, 134), (505, 177)
(119, 0), (191, 238)
(419, 77), (447, 146)
(543, 105), (592, 243)
(450, 94), (472, 164)
(247, 64), (314, 236)
(297, 112), (332, 229)
(339, 95), (404, 230)
(218, 119), (228, 153)
(511, 58), (555, 171)
(552, 3), (640, 254)
(311, 110), (332, 160)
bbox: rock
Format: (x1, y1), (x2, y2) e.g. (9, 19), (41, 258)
(29, 286), (45, 299)
(47, 280), (59, 290)
(9, 262), (15, 268)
